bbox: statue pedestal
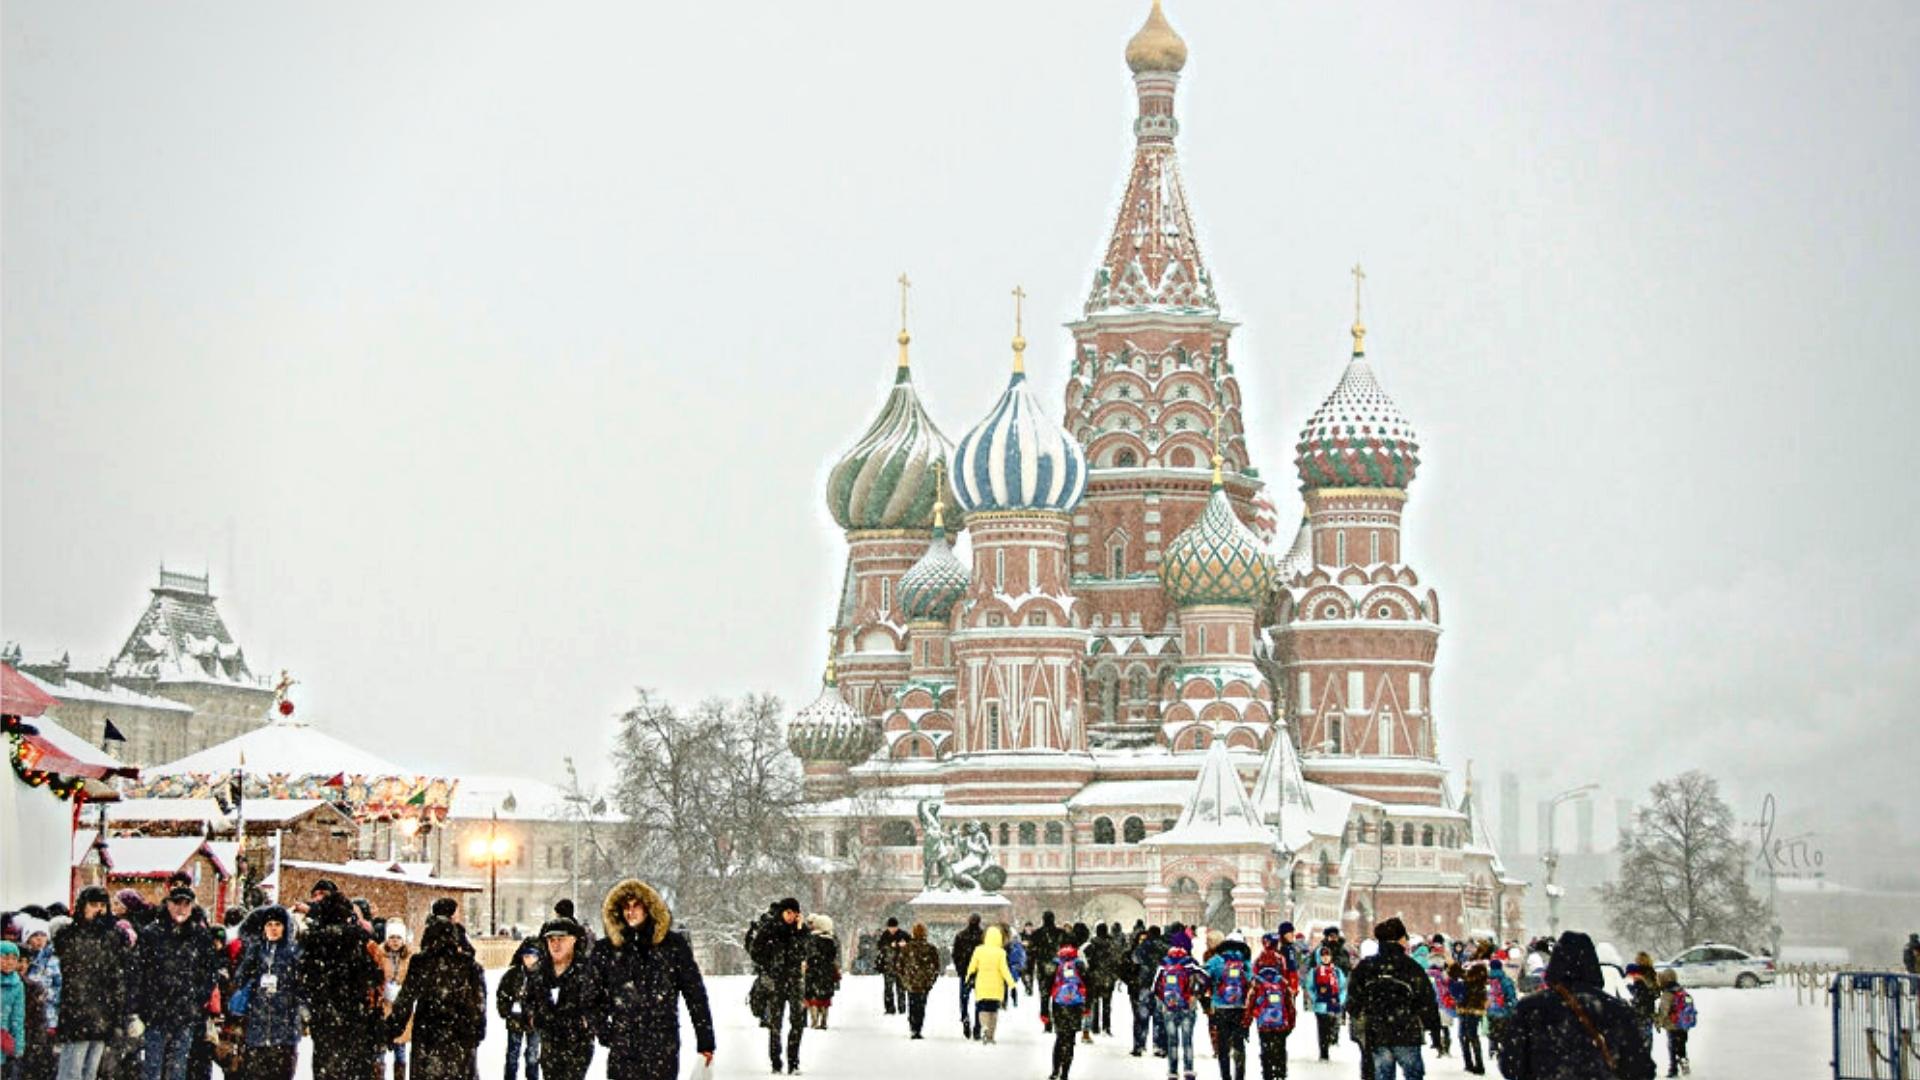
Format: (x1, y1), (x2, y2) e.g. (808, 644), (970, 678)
(908, 889), (1015, 952)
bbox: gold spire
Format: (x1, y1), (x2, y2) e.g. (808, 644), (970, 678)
(1350, 263), (1367, 356)
(932, 459), (947, 533)
(1126, 0), (1188, 74)
(1011, 284), (1028, 374)
(896, 271), (912, 371)
(823, 631), (838, 687)
(1209, 403), (1225, 489)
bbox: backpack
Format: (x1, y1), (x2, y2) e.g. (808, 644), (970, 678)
(1487, 975), (1507, 1010)
(1052, 962), (1087, 1008)
(1362, 964), (1423, 1018)
(1672, 990), (1697, 1030)
(1159, 966), (1194, 1013)
(1215, 958), (1249, 1008)
(1314, 965), (1341, 1005)
(1254, 983), (1294, 1032)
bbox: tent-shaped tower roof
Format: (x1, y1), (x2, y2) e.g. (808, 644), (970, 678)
(1148, 740), (1271, 847)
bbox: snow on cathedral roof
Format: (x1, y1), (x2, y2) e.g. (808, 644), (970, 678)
(1250, 726), (1314, 852)
(1296, 344), (1420, 491)
(107, 569), (267, 690)
(1146, 740), (1272, 847)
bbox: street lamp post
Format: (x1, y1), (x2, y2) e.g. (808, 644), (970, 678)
(1543, 783), (1598, 938)
(466, 801), (514, 936)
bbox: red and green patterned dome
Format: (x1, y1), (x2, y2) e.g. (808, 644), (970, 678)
(1159, 481), (1272, 607)
(1295, 334), (1419, 491)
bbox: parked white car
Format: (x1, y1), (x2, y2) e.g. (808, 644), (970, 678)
(1659, 943), (1776, 988)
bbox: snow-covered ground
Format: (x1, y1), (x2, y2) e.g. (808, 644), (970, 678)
(298, 973), (1831, 1080)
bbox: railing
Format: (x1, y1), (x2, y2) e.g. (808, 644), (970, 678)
(1829, 972), (1917, 1080)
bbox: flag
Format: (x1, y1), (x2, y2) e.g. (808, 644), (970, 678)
(405, 788), (426, 807)
(103, 719), (127, 743)
(324, 773), (345, 788)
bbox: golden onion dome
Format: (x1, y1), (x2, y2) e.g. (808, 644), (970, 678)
(1126, 0), (1188, 74)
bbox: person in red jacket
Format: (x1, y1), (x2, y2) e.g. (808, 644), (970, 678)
(1243, 966), (1296, 1080)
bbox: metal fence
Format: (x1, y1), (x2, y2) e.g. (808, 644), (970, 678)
(1831, 972), (1918, 1080)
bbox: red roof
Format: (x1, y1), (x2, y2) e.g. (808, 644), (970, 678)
(2, 663), (56, 718)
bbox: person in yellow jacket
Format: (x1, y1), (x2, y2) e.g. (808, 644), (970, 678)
(964, 926), (1017, 1043)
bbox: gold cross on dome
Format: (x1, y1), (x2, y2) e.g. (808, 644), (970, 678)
(1012, 285), (1027, 338)
(898, 272), (911, 334)
(1351, 263), (1366, 322)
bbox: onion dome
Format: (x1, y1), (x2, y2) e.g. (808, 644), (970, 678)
(899, 489), (969, 622)
(826, 300), (963, 532)
(1126, 0), (1188, 74)
(1295, 318), (1420, 491)
(1273, 511), (1314, 583)
(787, 657), (882, 765)
(952, 304), (1088, 515)
(1160, 454), (1272, 607)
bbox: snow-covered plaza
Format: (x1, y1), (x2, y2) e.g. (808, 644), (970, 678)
(291, 971), (1830, 1080)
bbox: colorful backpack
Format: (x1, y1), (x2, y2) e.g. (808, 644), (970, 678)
(1314, 965), (1341, 1006)
(1159, 964), (1195, 1013)
(1487, 974), (1507, 1010)
(1672, 990), (1697, 1030)
(1052, 962), (1087, 1008)
(1254, 975), (1294, 1032)
(1215, 957), (1249, 1008)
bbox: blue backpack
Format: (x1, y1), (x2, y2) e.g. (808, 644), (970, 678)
(1053, 962), (1087, 1007)
(1672, 990), (1697, 1030)
(1159, 965), (1195, 1012)
(1215, 957), (1249, 1008)
(1254, 983), (1293, 1032)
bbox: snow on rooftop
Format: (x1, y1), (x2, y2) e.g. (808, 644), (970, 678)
(145, 717), (414, 780)
(281, 858), (480, 890)
(18, 670), (193, 713)
(1067, 778), (1191, 809)
(1146, 740), (1274, 847)
(98, 836), (212, 877)
(107, 798), (226, 824)
(445, 774), (622, 822)
(27, 711), (132, 775)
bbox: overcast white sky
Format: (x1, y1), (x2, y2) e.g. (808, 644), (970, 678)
(6, 2), (1917, 857)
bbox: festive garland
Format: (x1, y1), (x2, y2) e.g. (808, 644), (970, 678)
(7, 729), (89, 802)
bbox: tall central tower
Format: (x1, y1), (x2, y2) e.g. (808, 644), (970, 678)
(1064, 1), (1269, 746)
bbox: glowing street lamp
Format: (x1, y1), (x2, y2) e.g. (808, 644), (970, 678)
(467, 796), (516, 935)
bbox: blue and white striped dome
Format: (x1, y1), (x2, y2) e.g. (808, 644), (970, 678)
(951, 370), (1088, 514)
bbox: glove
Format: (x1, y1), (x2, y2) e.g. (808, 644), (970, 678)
(127, 1017), (146, 1039)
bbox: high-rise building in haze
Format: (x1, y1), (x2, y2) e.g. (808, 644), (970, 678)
(1576, 798), (1595, 854)
(1538, 800), (1555, 855)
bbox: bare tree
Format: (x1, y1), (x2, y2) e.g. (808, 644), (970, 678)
(1600, 770), (1772, 956)
(602, 690), (811, 962)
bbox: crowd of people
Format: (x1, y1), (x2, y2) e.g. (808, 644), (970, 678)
(24, 876), (1885, 1080)
(0, 876), (713, 1080)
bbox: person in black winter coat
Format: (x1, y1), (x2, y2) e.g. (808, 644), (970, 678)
(131, 888), (219, 1080)
(745, 899), (810, 1072)
(384, 920), (486, 1080)
(588, 880), (714, 1080)
(51, 888), (127, 1080)
(530, 918), (595, 1080)
(1347, 918), (1442, 1080)
(1496, 932), (1655, 1080)
(1903, 934), (1920, 975)
(232, 907), (302, 1080)
(874, 920), (909, 1016)
(949, 915), (985, 1038)
(497, 939), (543, 1080)
(297, 891), (383, 1080)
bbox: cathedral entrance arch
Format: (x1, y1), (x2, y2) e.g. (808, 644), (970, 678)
(1079, 892), (1148, 928)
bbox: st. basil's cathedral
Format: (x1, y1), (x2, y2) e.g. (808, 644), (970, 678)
(789, 1), (1526, 942)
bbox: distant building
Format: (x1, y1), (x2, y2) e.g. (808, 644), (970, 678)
(5, 567), (273, 765)
(1538, 800), (1554, 856)
(1576, 799), (1595, 854)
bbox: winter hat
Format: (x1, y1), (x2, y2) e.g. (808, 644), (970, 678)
(1489, 958), (1504, 971)
(1166, 946), (1189, 960)
(1625, 963), (1644, 976)
(777, 897), (802, 914)
(1261, 932), (1280, 949)
(311, 879), (339, 896)
(165, 886), (197, 905)
(540, 916), (585, 940)
(1226, 931), (1245, 944)
(1375, 917), (1407, 944)
(886, 917), (900, 928)
(47, 916), (71, 939)
(1657, 969), (1679, 988)
(554, 899), (576, 920)
(1278, 922), (1295, 936)
(808, 913), (835, 936)
(430, 898), (459, 919)
(115, 889), (147, 912)
(1058, 944), (1078, 960)
(0, 942), (18, 959)
(384, 921), (410, 943)
(13, 917), (48, 944)
(75, 886), (110, 911)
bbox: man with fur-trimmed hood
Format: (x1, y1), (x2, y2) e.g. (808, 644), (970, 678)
(587, 880), (714, 1080)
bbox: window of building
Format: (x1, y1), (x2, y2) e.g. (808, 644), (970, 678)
(1102, 674), (1119, 724)
(1044, 822), (1065, 845)
(1335, 532), (1347, 566)
(1123, 816), (1146, 843)
(1115, 449), (1137, 468)
(1028, 549), (1039, 590)
(986, 703), (1001, 749)
(994, 550), (1005, 591)
(1298, 672), (1311, 710)
(1196, 625), (1208, 654)
(808, 832), (825, 857)
(1318, 851), (1334, 887)
(1379, 714), (1393, 755)
(835, 832), (850, 857)
(880, 820), (916, 847)
(1111, 545), (1125, 578)
(1328, 716), (1343, 753)
(998, 823), (1010, 847)
(1401, 823), (1415, 846)
(1421, 826), (1434, 847)
(987, 612), (1005, 627)
(1031, 701), (1049, 745)
(1369, 530), (1380, 564)
(1093, 817), (1116, 844)
(881, 578), (891, 613)
(1130, 670), (1149, 700)
(1408, 673), (1422, 712)
(1019, 822), (1038, 846)
(1027, 611), (1048, 626)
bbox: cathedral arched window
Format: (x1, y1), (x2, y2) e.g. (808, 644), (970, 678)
(1170, 448), (1195, 468)
(1111, 543), (1126, 578)
(1335, 532), (1347, 566)
(1130, 670), (1149, 701)
(1045, 822), (1065, 846)
(1401, 823), (1415, 846)
(880, 820), (916, 847)
(1018, 822), (1038, 846)
(1317, 851), (1334, 887)
(998, 823), (1010, 847)
(1093, 817), (1116, 845)
(1115, 449), (1137, 468)
(1327, 717), (1343, 753)
(1421, 826), (1434, 847)
(1123, 816), (1146, 843)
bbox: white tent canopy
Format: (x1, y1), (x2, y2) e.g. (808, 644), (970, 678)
(144, 717), (410, 780)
